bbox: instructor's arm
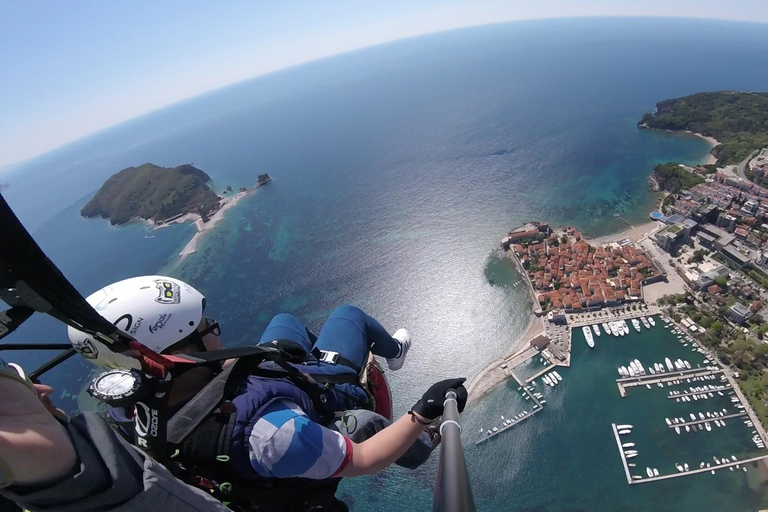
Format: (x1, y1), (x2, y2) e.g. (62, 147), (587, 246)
(338, 378), (467, 477)
(0, 362), (76, 486)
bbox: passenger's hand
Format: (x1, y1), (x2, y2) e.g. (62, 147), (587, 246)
(412, 378), (468, 420)
(0, 360), (76, 487)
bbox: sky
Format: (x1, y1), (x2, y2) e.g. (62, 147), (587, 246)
(1, 1), (767, 169)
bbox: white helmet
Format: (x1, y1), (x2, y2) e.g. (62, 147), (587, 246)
(68, 275), (206, 370)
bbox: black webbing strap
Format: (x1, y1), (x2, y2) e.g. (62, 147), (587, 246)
(0, 193), (123, 345)
(308, 347), (361, 373)
(0, 193), (173, 378)
(167, 363), (237, 446)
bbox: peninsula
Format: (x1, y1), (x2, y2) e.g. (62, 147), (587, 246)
(639, 91), (768, 165)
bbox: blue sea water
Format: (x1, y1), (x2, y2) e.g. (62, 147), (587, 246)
(5, 16), (768, 511)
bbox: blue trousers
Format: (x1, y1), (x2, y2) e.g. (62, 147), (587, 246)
(258, 306), (435, 469)
(258, 305), (401, 371)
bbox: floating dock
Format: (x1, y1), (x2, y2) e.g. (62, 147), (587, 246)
(616, 368), (723, 397)
(611, 423), (634, 485)
(630, 455), (768, 485)
(612, 422), (768, 485)
(666, 385), (732, 399)
(667, 412), (747, 429)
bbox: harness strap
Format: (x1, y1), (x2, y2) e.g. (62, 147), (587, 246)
(167, 362), (237, 445)
(308, 348), (361, 373)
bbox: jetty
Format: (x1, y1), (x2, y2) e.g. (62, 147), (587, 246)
(613, 213), (634, 229)
(631, 455), (768, 485)
(666, 385), (732, 399)
(612, 423), (768, 485)
(616, 368), (723, 398)
(476, 369), (544, 445)
(611, 423), (634, 485)
(668, 412), (747, 429)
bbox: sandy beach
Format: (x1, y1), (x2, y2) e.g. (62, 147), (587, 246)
(466, 316), (543, 403)
(687, 131), (720, 165)
(586, 220), (660, 246)
(178, 190), (251, 258)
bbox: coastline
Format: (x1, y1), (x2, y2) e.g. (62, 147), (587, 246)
(586, 220), (660, 246)
(687, 131), (720, 165)
(466, 315), (542, 402)
(178, 189), (252, 258)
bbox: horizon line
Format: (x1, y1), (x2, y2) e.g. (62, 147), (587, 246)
(3, 14), (766, 173)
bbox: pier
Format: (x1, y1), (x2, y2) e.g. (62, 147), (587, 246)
(611, 423), (634, 485)
(616, 368), (723, 398)
(525, 364), (558, 384)
(476, 370), (544, 445)
(629, 454), (768, 485)
(666, 385), (732, 399)
(613, 423), (768, 485)
(613, 213), (634, 229)
(667, 412), (747, 429)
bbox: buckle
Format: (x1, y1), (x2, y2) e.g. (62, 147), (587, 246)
(319, 350), (340, 364)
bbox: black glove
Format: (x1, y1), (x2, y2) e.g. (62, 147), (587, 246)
(412, 378), (468, 420)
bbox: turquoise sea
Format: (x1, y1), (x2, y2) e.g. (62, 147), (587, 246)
(5, 17), (768, 511)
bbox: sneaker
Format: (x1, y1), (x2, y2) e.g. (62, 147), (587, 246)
(387, 328), (411, 371)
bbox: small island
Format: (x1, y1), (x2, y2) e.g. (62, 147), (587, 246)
(82, 163), (220, 225)
(83, 163), (270, 257)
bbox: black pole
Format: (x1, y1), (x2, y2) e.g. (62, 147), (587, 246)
(434, 389), (476, 512)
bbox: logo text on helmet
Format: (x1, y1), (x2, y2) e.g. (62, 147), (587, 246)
(148, 313), (172, 334)
(73, 338), (99, 359)
(154, 280), (180, 305)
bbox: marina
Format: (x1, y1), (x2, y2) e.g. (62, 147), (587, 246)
(469, 311), (768, 510)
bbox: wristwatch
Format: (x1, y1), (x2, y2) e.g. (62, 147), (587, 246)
(88, 368), (152, 407)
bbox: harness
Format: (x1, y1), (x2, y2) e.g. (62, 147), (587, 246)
(161, 345), (372, 512)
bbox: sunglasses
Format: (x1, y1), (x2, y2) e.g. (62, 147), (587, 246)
(175, 317), (220, 352)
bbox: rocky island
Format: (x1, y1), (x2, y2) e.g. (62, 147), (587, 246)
(84, 163), (271, 258)
(81, 163), (220, 225)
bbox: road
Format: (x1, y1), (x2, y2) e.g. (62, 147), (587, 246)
(736, 149), (761, 183)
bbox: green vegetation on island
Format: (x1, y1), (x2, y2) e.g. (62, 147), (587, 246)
(651, 162), (704, 194)
(81, 163), (221, 225)
(639, 91), (768, 164)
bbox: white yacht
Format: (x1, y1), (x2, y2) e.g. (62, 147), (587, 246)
(665, 358), (674, 372)
(617, 424), (633, 430)
(675, 426), (681, 434)
(602, 323), (611, 335)
(631, 318), (642, 332)
(626, 452), (638, 459)
(684, 360), (691, 369)
(592, 324), (601, 337)
(665, 418), (672, 426)
(553, 371), (563, 381)
(653, 468), (659, 477)
(622, 442), (635, 448)
(684, 463), (689, 471)
(640, 317), (651, 329)
(582, 326), (595, 348)
(705, 422), (712, 431)
(618, 429), (631, 435)
(648, 316), (656, 327)
(621, 319), (630, 334)
(610, 322), (620, 336)
(646, 467), (653, 477)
